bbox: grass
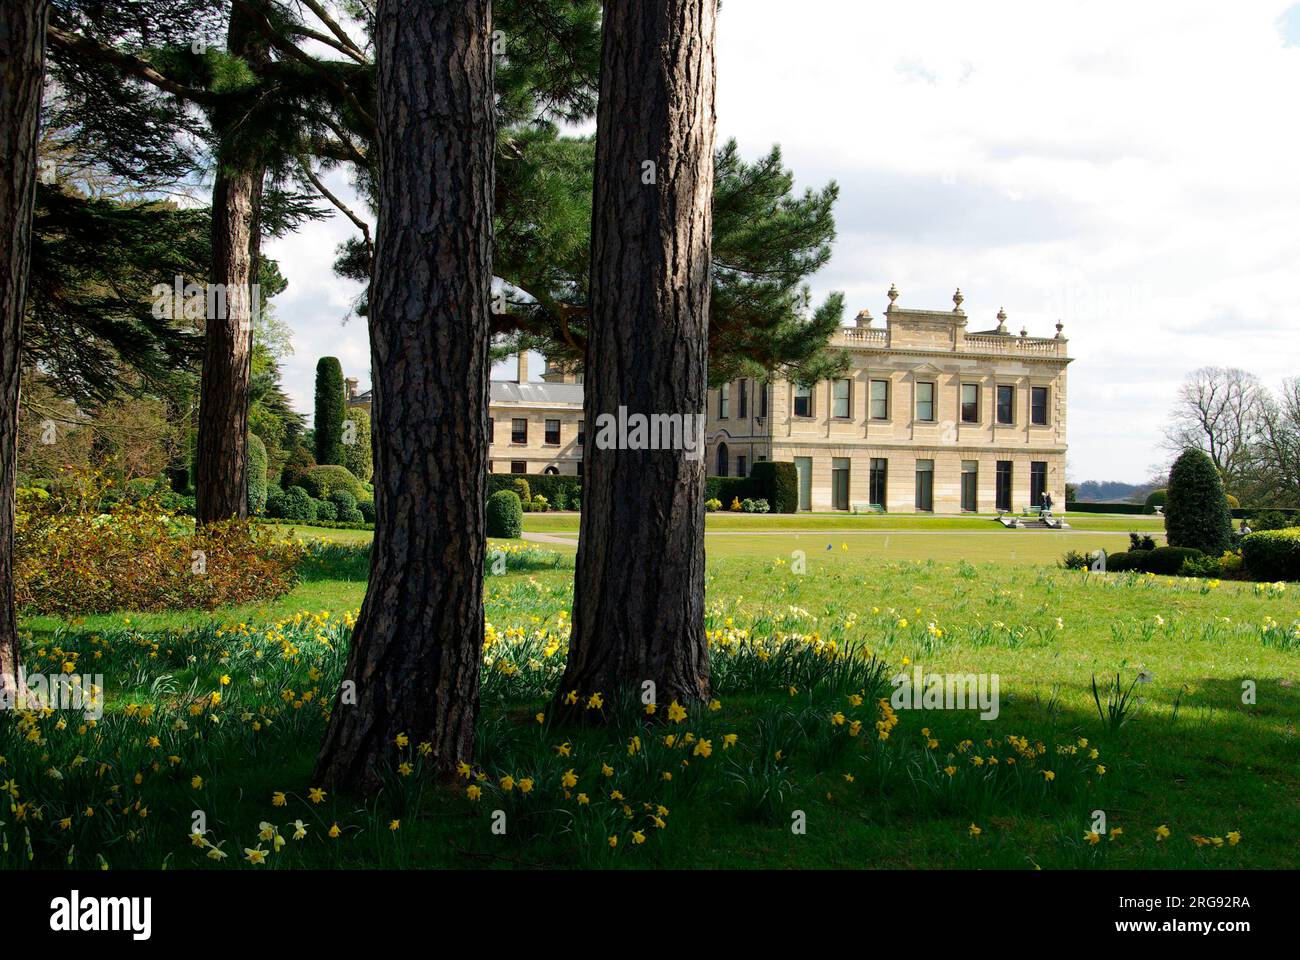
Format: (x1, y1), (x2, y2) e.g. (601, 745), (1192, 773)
(522, 511), (1167, 534)
(5, 524), (1294, 871)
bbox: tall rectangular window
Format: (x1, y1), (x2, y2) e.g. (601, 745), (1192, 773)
(719, 382), (730, 419)
(960, 383), (979, 423)
(869, 458), (888, 506)
(737, 455), (747, 478)
(794, 457), (812, 511)
(832, 458), (850, 511)
(577, 420), (584, 446)
(832, 378), (851, 418)
(1031, 386), (1049, 425)
(996, 385), (1015, 425)
(1030, 461), (1047, 506)
(759, 382), (768, 418)
(961, 460), (978, 512)
(544, 419), (560, 445)
(915, 459), (934, 511)
(870, 379), (889, 420)
(739, 380), (748, 419)
(793, 384), (812, 418)
(511, 418), (528, 444)
(488, 417), (494, 443)
(995, 460), (1012, 511)
(916, 381), (935, 422)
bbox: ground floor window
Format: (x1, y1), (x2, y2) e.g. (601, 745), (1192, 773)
(737, 454), (747, 477)
(794, 456), (812, 511)
(1030, 461), (1047, 507)
(716, 442), (729, 477)
(511, 461), (527, 474)
(915, 459), (934, 512)
(832, 458), (850, 511)
(995, 460), (1012, 511)
(869, 458), (887, 506)
(961, 460), (978, 512)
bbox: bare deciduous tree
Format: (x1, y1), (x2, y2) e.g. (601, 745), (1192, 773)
(1161, 367), (1264, 491)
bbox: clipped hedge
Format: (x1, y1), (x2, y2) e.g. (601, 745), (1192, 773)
(487, 473), (581, 508)
(1143, 489), (1166, 513)
(1241, 527), (1300, 582)
(705, 476), (755, 506)
(1105, 550), (1146, 572)
(1064, 501), (1147, 515)
(487, 490), (523, 538)
(750, 460), (799, 513)
(1138, 545), (1204, 575)
(247, 433), (269, 516)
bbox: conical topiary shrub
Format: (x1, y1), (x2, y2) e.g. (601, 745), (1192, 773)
(1164, 448), (1233, 557)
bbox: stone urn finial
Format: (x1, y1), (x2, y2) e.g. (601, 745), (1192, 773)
(1055, 320), (1064, 339)
(1020, 326), (1028, 338)
(887, 283), (899, 307)
(996, 307), (1007, 334)
(953, 287), (964, 311)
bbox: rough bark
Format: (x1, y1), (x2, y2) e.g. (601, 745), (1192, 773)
(314, 0), (494, 792)
(0, 0), (49, 697)
(194, 5), (268, 524)
(560, 0), (717, 709)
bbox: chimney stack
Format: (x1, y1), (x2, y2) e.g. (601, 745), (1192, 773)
(516, 351), (529, 384)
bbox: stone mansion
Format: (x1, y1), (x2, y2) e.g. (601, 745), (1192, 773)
(345, 286), (1071, 514)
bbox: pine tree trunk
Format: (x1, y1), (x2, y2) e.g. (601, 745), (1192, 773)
(561, 0), (718, 710)
(314, 0), (494, 792)
(0, 0), (48, 697)
(194, 5), (267, 524)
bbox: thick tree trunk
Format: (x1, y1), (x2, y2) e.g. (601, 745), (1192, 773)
(314, 0), (494, 792)
(0, 0), (48, 698)
(194, 5), (267, 524)
(560, 0), (717, 709)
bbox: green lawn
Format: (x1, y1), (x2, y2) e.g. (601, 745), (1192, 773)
(522, 511), (1166, 534)
(7, 522), (1294, 871)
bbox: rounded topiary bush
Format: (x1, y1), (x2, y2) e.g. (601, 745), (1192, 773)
(357, 499), (376, 523)
(281, 486), (316, 522)
(1164, 449), (1233, 557)
(301, 464), (366, 501)
(1143, 489), (1167, 513)
(511, 478), (531, 505)
(314, 499), (338, 522)
(340, 507), (366, 524)
(330, 489), (357, 514)
(265, 486), (288, 519)
(487, 490), (523, 538)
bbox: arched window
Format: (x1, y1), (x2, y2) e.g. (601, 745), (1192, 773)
(716, 442), (729, 477)
(543, 466), (559, 475)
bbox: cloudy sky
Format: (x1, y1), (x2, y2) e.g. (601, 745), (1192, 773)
(264, 0), (1300, 483)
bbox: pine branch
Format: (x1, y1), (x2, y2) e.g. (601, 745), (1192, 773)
(45, 22), (217, 105)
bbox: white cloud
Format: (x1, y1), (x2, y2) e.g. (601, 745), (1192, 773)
(266, 0), (1300, 481)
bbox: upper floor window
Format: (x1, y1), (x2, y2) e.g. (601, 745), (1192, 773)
(719, 382), (730, 419)
(996, 385), (1015, 425)
(870, 379), (889, 420)
(759, 382), (768, 418)
(488, 417), (494, 443)
(960, 383), (979, 423)
(738, 380), (748, 419)
(793, 384), (813, 418)
(544, 419), (561, 445)
(832, 378), (851, 419)
(577, 420), (584, 446)
(511, 418), (528, 444)
(1030, 386), (1049, 425)
(915, 381), (936, 422)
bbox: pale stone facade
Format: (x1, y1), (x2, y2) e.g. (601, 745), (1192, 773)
(707, 287), (1071, 513)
